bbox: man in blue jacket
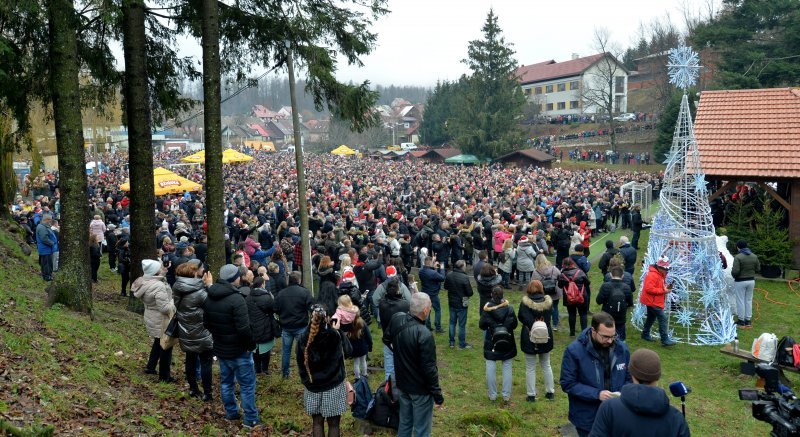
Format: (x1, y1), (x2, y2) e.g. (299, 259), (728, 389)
(418, 257), (445, 333)
(589, 348), (689, 436)
(560, 312), (631, 437)
(35, 214), (56, 281)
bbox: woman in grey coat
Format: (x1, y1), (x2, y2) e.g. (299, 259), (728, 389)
(173, 260), (214, 400)
(515, 236), (538, 290)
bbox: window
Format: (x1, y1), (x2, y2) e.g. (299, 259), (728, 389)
(557, 102), (566, 110)
(615, 76), (625, 93)
(535, 87), (543, 95)
(524, 88), (531, 95)
(546, 103), (554, 111)
(615, 95), (624, 112)
(570, 100), (580, 109)
(570, 80), (580, 90)
(557, 83), (566, 92)
(545, 85), (553, 93)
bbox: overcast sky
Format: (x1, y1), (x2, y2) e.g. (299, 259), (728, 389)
(332, 0), (715, 86)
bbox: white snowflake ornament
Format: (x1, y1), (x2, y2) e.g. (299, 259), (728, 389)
(667, 44), (701, 90)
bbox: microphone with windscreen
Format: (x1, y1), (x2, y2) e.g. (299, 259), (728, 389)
(669, 381), (691, 417)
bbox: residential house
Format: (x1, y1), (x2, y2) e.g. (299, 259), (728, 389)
(252, 105), (280, 122)
(303, 119), (330, 144)
(515, 53), (629, 117)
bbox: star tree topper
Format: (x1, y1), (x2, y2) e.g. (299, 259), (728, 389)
(667, 44), (701, 90)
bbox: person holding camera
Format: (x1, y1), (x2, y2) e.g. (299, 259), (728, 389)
(640, 257), (677, 347)
(418, 257), (446, 333)
(589, 348), (689, 436)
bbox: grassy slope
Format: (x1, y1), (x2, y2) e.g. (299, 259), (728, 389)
(1, 221), (798, 436)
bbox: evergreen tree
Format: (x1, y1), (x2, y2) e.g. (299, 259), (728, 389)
(691, 0), (800, 89)
(721, 198), (753, 254)
(654, 89), (696, 163)
(448, 9), (524, 159)
(420, 80), (460, 146)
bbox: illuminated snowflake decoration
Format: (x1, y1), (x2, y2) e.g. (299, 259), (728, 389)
(667, 44), (701, 90)
(675, 308), (694, 327)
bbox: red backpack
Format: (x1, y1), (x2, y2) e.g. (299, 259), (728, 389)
(563, 270), (585, 305)
(793, 344), (800, 369)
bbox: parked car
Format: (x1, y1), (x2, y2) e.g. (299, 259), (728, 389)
(400, 142), (418, 151)
(387, 144), (401, 151)
(613, 113), (636, 122)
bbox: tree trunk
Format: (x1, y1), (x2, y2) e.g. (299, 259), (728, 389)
(200, 0), (224, 272)
(46, 0), (92, 313)
(121, 0), (156, 279)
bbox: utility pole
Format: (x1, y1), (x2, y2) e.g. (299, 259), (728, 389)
(286, 44), (313, 293)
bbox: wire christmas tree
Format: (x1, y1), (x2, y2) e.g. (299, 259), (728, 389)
(631, 44), (736, 345)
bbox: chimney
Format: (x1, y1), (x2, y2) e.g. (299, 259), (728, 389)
(571, 53), (579, 60)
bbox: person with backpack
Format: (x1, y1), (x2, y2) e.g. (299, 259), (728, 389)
(531, 254), (562, 331)
(596, 265), (633, 341)
(476, 264), (503, 317)
(640, 257), (677, 347)
(597, 240), (618, 276)
(479, 286), (518, 403)
(297, 305), (352, 437)
(559, 257), (591, 337)
(732, 239), (760, 328)
(518, 280), (555, 402)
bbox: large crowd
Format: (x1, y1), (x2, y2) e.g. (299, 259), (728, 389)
(9, 150), (703, 436)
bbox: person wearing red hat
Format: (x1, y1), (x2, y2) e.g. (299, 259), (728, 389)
(639, 257), (677, 347)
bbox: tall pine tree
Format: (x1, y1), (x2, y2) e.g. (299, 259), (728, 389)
(449, 9), (524, 159)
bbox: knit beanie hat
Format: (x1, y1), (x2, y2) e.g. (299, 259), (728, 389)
(386, 266), (397, 278)
(219, 264), (241, 283)
(629, 348), (661, 383)
(342, 270), (356, 283)
(142, 259), (162, 277)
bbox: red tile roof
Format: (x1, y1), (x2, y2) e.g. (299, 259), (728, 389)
(516, 53), (607, 84)
(694, 88), (800, 179)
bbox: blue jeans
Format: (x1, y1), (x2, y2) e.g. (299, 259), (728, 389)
(424, 293), (441, 331)
(641, 305), (670, 343)
(398, 390), (433, 437)
(449, 306), (468, 347)
(281, 326), (307, 377)
(218, 351), (259, 426)
(499, 270), (510, 287)
(383, 345), (394, 380)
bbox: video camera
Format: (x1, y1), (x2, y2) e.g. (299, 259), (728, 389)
(739, 364), (800, 437)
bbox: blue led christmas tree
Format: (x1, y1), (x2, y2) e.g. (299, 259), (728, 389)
(631, 44), (736, 345)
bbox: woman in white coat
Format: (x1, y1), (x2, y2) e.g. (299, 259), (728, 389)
(133, 259), (176, 382)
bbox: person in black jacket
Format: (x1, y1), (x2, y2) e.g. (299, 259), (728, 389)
(297, 305), (352, 437)
(274, 271), (314, 378)
(418, 257), (445, 332)
(590, 348), (690, 437)
(630, 205), (646, 250)
(383, 293), (443, 436)
(618, 236), (637, 275)
(479, 286), (518, 402)
(597, 240), (618, 276)
(596, 265), (633, 341)
(476, 263), (502, 317)
(559, 257), (591, 337)
(518, 280), (555, 402)
(203, 264), (259, 427)
(378, 279), (409, 380)
(89, 234), (102, 283)
(316, 256), (339, 314)
(105, 224), (118, 272)
(444, 260), (474, 349)
(247, 276), (278, 375)
(173, 261), (214, 400)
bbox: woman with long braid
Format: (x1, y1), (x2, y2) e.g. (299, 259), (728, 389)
(296, 304), (352, 437)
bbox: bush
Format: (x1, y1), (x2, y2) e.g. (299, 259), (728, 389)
(749, 195), (794, 268)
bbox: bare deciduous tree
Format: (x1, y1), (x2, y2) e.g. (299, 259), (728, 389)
(580, 28), (627, 151)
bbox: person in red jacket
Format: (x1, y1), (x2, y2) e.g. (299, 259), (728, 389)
(639, 257), (677, 347)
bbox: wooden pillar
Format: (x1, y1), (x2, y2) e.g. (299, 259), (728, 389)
(791, 181), (800, 269)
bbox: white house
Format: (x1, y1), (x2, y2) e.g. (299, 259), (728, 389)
(515, 53), (629, 117)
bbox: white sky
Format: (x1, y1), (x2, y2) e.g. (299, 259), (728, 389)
(333, 0), (712, 86)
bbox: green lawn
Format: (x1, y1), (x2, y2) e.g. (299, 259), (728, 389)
(0, 222), (797, 436)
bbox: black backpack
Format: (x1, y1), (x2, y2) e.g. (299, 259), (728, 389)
(603, 285), (628, 319)
(776, 336), (797, 367)
(539, 270), (558, 297)
(492, 326), (514, 353)
(351, 376), (372, 419)
(367, 376), (400, 429)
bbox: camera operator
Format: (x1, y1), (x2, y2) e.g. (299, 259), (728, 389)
(590, 348), (689, 436)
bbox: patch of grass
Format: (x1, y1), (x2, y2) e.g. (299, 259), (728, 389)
(461, 409), (520, 434)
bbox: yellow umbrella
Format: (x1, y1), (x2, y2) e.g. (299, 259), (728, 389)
(181, 150), (205, 163)
(330, 145), (357, 155)
(222, 148), (254, 163)
(119, 167), (203, 195)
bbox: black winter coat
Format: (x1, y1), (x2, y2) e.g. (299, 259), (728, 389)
(274, 284), (314, 330)
(589, 384), (690, 437)
(203, 280), (254, 359)
(316, 268), (339, 314)
(476, 273), (502, 313)
(479, 300), (518, 361)
(173, 277), (213, 353)
(618, 244), (637, 274)
(246, 287), (277, 344)
(296, 327), (352, 392)
(444, 269), (473, 308)
(518, 294), (554, 355)
(382, 313), (443, 403)
(378, 294), (409, 331)
(596, 279), (633, 322)
(558, 266), (591, 308)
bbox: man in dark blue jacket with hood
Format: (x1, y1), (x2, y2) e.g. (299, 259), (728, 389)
(418, 257), (445, 333)
(590, 348), (689, 436)
(561, 312), (631, 437)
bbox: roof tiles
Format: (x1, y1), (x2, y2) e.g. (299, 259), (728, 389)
(694, 88), (800, 179)
(515, 54), (606, 84)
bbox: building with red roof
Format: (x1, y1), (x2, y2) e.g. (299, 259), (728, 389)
(515, 53), (628, 117)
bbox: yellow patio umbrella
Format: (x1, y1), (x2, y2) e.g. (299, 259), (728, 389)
(330, 145), (357, 155)
(119, 167), (203, 195)
(222, 148), (254, 163)
(181, 150), (205, 163)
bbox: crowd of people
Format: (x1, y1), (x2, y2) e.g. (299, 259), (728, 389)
(8, 150), (702, 435)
